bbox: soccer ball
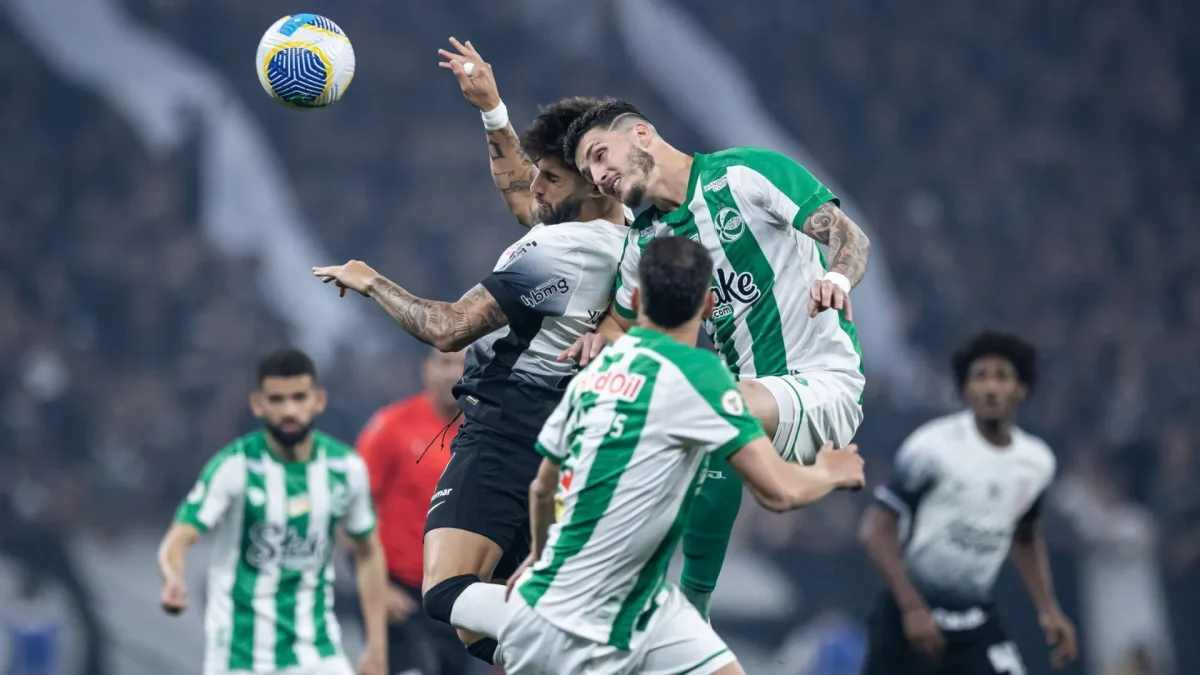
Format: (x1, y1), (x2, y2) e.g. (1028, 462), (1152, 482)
(256, 14), (355, 109)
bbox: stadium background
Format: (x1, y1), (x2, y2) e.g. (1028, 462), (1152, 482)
(0, 0), (1196, 673)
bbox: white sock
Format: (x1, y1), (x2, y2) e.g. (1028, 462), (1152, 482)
(449, 582), (515, 638)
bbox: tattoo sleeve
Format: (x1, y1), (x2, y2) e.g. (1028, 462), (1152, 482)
(487, 124), (537, 227)
(801, 202), (871, 286)
(366, 279), (508, 352)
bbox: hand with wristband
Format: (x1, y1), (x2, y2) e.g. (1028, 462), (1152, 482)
(809, 271), (854, 320)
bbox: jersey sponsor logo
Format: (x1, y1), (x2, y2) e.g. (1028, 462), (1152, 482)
(431, 488), (452, 503)
(946, 520), (1009, 555)
(721, 390), (745, 416)
(574, 370), (646, 401)
(186, 480), (206, 504)
(499, 239), (538, 270)
(714, 207), (745, 243)
(587, 309), (606, 325)
(703, 175), (729, 193)
(287, 495), (311, 518)
(521, 277), (570, 308)
(246, 522), (330, 570)
(710, 268), (761, 318)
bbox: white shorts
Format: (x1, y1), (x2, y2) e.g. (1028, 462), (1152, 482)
(499, 585), (736, 675)
(203, 657), (354, 675)
(756, 370), (863, 464)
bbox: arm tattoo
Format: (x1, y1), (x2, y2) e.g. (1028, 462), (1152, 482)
(367, 279), (508, 352)
(487, 125), (537, 226)
(801, 202), (871, 286)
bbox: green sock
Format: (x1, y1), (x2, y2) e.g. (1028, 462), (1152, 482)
(680, 455), (743, 621)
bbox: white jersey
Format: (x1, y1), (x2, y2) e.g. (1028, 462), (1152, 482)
(874, 411), (1056, 609)
(456, 219), (627, 438)
(175, 430), (376, 673)
(611, 147), (862, 385)
(515, 327), (765, 649)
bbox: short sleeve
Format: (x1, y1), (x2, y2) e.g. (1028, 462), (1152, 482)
(613, 218), (654, 320)
(535, 391), (573, 465)
(874, 434), (939, 515)
(731, 149), (837, 230)
(482, 228), (584, 320)
(343, 454), (377, 538)
(174, 449), (245, 533)
(671, 352), (765, 458)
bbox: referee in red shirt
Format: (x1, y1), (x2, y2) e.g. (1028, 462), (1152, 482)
(357, 347), (467, 675)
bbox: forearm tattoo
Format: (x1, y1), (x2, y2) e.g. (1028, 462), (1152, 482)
(367, 279), (508, 351)
(802, 202), (871, 286)
(487, 125), (536, 222)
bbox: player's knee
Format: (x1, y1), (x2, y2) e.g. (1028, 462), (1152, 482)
(422, 573), (480, 624)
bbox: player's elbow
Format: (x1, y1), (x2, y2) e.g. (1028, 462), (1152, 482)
(432, 334), (468, 353)
(858, 506), (895, 547)
(748, 482), (792, 514)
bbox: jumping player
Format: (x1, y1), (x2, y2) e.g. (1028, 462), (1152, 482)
(312, 93), (626, 665)
(858, 331), (1077, 674)
(561, 100), (871, 618)
(498, 236), (865, 674)
(157, 348), (388, 675)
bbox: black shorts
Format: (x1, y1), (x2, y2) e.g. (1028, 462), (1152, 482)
(861, 594), (1025, 675)
(424, 416), (543, 579)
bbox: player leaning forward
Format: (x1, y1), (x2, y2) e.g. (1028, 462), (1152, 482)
(158, 349), (388, 675)
(499, 236), (866, 674)
(562, 100), (871, 616)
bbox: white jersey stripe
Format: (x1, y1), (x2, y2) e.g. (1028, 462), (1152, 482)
(252, 459), (286, 670)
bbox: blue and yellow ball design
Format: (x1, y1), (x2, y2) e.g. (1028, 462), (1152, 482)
(256, 14), (355, 109)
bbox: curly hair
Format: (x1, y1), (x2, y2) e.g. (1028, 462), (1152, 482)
(951, 331), (1038, 392)
(519, 96), (613, 164)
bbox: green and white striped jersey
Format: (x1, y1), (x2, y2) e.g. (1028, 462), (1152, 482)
(518, 327), (765, 649)
(613, 147), (864, 382)
(174, 429), (376, 673)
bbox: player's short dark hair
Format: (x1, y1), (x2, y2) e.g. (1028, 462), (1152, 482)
(562, 99), (648, 168)
(519, 96), (613, 164)
(638, 237), (713, 329)
(951, 331), (1037, 392)
(257, 348), (317, 385)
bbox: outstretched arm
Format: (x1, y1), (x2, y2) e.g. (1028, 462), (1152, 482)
(438, 38), (537, 227)
(367, 279), (507, 352)
(313, 260), (507, 352)
(801, 202), (871, 288)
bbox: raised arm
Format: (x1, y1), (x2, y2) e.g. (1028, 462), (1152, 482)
(800, 202), (871, 288)
(438, 38), (537, 227)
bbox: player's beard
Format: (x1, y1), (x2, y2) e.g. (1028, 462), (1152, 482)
(538, 194), (585, 225)
(621, 147), (655, 208)
(265, 420), (313, 448)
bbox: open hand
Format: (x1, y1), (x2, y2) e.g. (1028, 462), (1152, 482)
(808, 278), (852, 320)
(437, 37), (501, 112)
(814, 441), (865, 490)
(558, 331), (609, 366)
(313, 260), (379, 297)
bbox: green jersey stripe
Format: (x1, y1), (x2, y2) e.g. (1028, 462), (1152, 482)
(700, 169), (789, 376)
(229, 437), (263, 671)
(274, 462), (311, 668)
(520, 354), (662, 609)
(609, 465), (704, 649)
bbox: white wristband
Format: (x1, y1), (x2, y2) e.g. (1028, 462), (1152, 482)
(823, 271), (852, 294)
(481, 101), (509, 132)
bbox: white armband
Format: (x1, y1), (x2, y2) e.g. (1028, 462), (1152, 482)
(823, 271), (851, 294)
(481, 101), (509, 132)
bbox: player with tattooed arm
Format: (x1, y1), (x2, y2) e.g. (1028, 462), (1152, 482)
(312, 82), (626, 667)
(560, 100), (872, 619)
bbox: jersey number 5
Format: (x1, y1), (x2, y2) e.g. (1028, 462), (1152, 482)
(987, 642), (1026, 675)
(609, 414), (628, 438)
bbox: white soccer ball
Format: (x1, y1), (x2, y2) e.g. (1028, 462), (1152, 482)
(256, 14), (355, 109)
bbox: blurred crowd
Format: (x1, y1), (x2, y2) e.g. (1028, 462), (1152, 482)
(0, 0), (1196, 673)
